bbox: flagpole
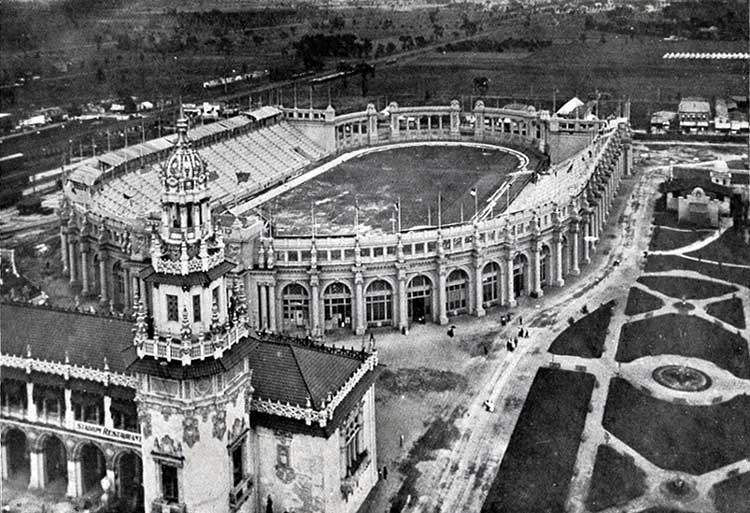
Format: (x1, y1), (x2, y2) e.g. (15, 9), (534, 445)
(427, 206), (431, 226)
(354, 196), (359, 235)
(311, 202), (316, 239)
(474, 189), (478, 220)
(437, 189), (442, 229)
(460, 202), (464, 223)
(397, 196), (402, 233)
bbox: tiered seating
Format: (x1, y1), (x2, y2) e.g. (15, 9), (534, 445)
(91, 121), (331, 219)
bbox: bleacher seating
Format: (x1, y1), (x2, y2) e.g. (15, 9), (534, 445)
(91, 121), (330, 219)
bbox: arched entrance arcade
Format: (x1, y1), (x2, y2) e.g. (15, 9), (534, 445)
(482, 261), (502, 307)
(539, 245), (551, 289)
(281, 283), (310, 333)
(40, 434), (68, 492)
(365, 279), (394, 327)
(446, 269), (469, 316)
(79, 442), (107, 496)
(513, 254), (529, 298)
(323, 282), (352, 332)
(2, 428), (29, 485)
(114, 450), (143, 513)
(407, 275), (432, 323)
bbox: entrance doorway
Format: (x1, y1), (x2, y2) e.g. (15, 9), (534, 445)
(407, 275), (432, 322)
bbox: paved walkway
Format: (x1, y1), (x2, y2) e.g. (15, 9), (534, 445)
(352, 146), (749, 513)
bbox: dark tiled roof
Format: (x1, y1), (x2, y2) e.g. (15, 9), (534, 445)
(249, 338), (365, 409)
(251, 364), (380, 437)
(0, 302), (137, 374)
(140, 260), (236, 287)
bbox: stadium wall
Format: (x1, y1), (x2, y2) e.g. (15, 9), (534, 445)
(58, 102), (631, 336)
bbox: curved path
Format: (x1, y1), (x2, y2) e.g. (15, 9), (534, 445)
(399, 153), (750, 513)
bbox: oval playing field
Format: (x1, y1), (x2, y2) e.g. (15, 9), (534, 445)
(271, 142), (533, 236)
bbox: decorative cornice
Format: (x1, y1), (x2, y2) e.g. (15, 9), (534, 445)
(0, 353), (137, 388)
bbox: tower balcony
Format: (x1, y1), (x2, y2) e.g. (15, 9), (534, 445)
(135, 322), (249, 365)
(152, 249), (225, 275)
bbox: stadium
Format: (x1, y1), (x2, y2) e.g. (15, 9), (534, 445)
(60, 99), (632, 337)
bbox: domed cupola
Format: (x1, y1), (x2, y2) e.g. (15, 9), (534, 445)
(161, 115), (210, 197)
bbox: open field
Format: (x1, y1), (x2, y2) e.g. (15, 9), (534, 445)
(706, 297), (746, 329)
(644, 254), (750, 286)
(617, 314), (750, 379)
(272, 144), (523, 236)
(624, 287), (664, 316)
(603, 378), (750, 474)
(481, 368), (594, 513)
(636, 275), (737, 300)
(585, 444), (646, 511)
(548, 300), (614, 359)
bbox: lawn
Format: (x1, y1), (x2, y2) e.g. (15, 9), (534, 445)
(616, 314), (750, 379)
(637, 275), (736, 300)
(686, 228), (750, 266)
(644, 255), (750, 287)
(706, 297), (746, 330)
(548, 300), (615, 358)
(272, 145), (523, 236)
(585, 444), (647, 512)
(713, 472), (750, 513)
(603, 378), (750, 475)
(481, 368), (595, 513)
(648, 226), (710, 251)
(624, 287), (664, 316)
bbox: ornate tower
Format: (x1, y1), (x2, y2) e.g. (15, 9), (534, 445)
(131, 113), (255, 513)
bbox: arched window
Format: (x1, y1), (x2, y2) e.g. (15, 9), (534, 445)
(365, 280), (393, 325)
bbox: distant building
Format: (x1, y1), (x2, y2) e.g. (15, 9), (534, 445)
(678, 97), (711, 132)
(502, 103), (536, 113)
(650, 111), (677, 134)
(714, 99), (730, 132)
(663, 179), (732, 227)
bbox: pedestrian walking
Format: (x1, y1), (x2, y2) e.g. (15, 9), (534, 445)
(400, 434), (404, 448)
(383, 466), (388, 480)
(369, 331), (375, 344)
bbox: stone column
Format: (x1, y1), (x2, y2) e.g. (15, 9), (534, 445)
(570, 225), (581, 275)
(66, 458), (83, 497)
(64, 388), (74, 428)
(1, 444), (8, 480)
(61, 230), (69, 274)
(103, 395), (113, 429)
(473, 263), (485, 317)
(26, 382), (37, 422)
(554, 234), (565, 287)
(267, 283), (277, 332)
(354, 273), (365, 335)
(28, 450), (45, 489)
(80, 248), (90, 295)
(437, 267), (448, 325)
(123, 269), (131, 310)
(583, 217), (591, 265)
(99, 256), (108, 301)
(106, 458), (117, 496)
(68, 241), (77, 284)
(259, 284), (268, 330)
(505, 255), (517, 307)
(310, 278), (320, 336)
(397, 272), (408, 330)
(532, 245), (543, 298)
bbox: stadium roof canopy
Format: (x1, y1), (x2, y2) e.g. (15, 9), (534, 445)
(246, 106), (282, 121)
(556, 97), (585, 116)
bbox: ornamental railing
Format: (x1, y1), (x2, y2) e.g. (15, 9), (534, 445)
(136, 323), (249, 365)
(250, 351), (377, 427)
(0, 353), (137, 388)
(153, 248), (225, 275)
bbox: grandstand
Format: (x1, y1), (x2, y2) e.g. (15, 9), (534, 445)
(89, 120), (328, 220)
